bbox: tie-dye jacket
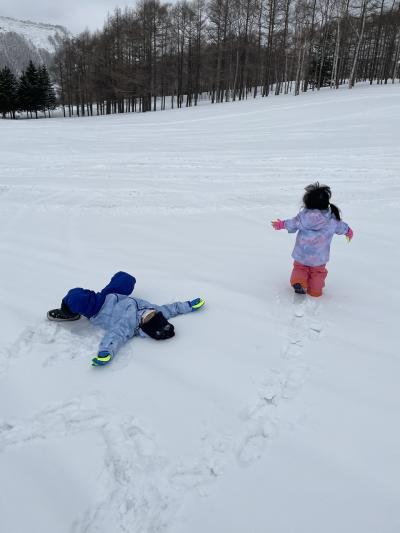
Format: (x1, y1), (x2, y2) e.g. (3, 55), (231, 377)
(284, 209), (349, 266)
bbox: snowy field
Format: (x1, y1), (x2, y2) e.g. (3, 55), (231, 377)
(0, 83), (399, 533)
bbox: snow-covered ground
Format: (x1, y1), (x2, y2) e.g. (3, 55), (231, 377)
(0, 83), (399, 533)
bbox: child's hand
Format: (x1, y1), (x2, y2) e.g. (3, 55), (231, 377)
(345, 227), (354, 242)
(92, 351), (113, 366)
(271, 219), (285, 230)
(189, 298), (205, 311)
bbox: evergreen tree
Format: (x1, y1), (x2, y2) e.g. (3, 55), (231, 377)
(0, 67), (18, 118)
(17, 61), (40, 118)
(38, 65), (57, 116)
(17, 70), (30, 116)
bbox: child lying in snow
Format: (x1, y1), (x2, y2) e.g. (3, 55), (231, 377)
(271, 182), (353, 297)
(48, 271), (205, 366)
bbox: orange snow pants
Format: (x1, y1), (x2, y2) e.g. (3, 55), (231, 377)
(290, 261), (328, 297)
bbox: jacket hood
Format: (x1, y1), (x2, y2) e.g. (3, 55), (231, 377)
(299, 209), (332, 230)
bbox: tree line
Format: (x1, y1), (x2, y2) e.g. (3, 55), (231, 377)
(53, 0), (400, 118)
(3, 0), (399, 119)
(0, 61), (56, 118)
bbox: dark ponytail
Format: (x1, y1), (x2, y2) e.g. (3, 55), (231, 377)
(303, 182), (341, 220)
(329, 203), (341, 221)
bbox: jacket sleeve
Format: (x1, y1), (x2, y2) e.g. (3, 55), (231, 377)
(156, 300), (192, 319)
(98, 327), (132, 357)
(101, 272), (136, 297)
(335, 220), (349, 235)
(284, 214), (301, 234)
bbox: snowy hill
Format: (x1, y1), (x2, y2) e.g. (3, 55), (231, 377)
(0, 15), (68, 72)
(0, 84), (399, 533)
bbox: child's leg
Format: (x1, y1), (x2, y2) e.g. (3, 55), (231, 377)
(155, 301), (191, 319)
(290, 261), (309, 290)
(307, 265), (328, 297)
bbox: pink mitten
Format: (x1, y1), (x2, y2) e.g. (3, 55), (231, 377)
(271, 219), (285, 230)
(346, 227), (354, 242)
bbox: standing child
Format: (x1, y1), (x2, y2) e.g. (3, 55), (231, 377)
(271, 182), (353, 297)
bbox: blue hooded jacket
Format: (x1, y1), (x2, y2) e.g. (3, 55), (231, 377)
(62, 271), (136, 318)
(62, 271), (192, 357)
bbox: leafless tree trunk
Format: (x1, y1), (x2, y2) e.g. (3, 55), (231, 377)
(348, 0), (368, 88)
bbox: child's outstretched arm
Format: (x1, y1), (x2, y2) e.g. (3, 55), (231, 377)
(271, 215), (300, 233)
(92, 328), (131, 366)
(156, 298), (205, 319)
(335, 220), (354, 241)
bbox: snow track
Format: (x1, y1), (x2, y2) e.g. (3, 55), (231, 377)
(237, 295), (323, 466)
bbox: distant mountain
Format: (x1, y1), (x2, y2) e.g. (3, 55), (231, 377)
(0, 15), (69, 73)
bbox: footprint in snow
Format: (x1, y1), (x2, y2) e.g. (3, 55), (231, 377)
(169, 434), (231, 494)
(241, 372), (285, 421)
(237, 419), (277, 466)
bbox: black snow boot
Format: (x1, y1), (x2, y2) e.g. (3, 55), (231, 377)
(292, 283), (306, 295)
(47, 301), (81, 321)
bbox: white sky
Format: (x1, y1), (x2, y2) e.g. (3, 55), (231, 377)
(1, 0), (132, 35)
